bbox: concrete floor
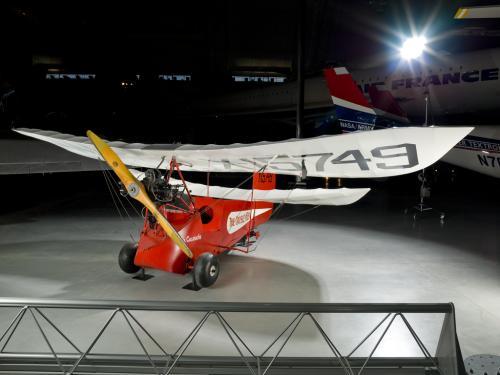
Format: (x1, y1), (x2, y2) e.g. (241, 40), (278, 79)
(0, 185), (498, 358)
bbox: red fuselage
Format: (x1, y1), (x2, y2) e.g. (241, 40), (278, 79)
(134, 197), (273, 274)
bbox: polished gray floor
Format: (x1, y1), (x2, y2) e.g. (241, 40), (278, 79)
(0, 187), (498, 358)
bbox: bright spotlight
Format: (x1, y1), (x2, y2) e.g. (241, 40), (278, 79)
(400, 36), (427, 60)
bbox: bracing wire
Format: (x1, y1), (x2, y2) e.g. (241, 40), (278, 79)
(178, 159), (278, 232)
(93, 149), (140, 242)
(100, 166), (142, 219)
(250, 181), (297, 250)
(279, 204), (321, 222)
(106, 171), (141, 220)
(251, 175), (322, 250)
(252, 203), (322, 251)
(101, 168), (130, 218)
(100, 163), (125, 222)
(91, 144), (319, 249)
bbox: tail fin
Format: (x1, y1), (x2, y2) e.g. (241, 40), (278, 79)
(368, 85), (409, 123)
(323, 67), (408, 132)
(323, 67), (376, 132)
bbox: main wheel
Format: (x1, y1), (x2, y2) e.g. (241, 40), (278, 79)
(193, 253), (220, 288)
(119, 242), (140, 274)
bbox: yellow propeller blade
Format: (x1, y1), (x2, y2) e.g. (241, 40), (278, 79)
(87, 130), (193, 259)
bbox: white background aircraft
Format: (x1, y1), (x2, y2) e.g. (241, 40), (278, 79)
(200, 47), (500, 121)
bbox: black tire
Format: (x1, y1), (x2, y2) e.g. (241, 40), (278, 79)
(193, 253), (220, 288)
(119, 242), (140, 274)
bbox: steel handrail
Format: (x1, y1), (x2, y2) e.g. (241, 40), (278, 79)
(0, 298), (453, 313)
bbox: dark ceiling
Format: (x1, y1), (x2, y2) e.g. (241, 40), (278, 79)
(1, 0), (500, 141)
(3, 1), (500, 80)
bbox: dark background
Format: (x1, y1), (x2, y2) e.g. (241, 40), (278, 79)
(2, 0), (500, 143)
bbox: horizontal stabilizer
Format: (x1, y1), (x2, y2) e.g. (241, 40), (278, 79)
(131, 170), (370, 206)
(14, 127), (473, 178)
(174, 179), (370, 206)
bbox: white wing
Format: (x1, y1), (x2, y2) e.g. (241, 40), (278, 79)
(14, 127), (472, 178)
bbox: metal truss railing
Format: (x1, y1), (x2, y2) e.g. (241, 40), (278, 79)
(0, 299), (464, 375)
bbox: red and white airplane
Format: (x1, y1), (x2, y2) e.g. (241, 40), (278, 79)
(14, 124), (470, 287)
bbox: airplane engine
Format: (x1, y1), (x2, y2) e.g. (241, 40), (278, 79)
(142, 169), (181, 203)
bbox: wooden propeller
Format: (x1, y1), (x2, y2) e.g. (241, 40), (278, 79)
(87, 130), (193, 259)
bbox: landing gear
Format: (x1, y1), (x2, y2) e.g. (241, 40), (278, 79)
(119, 242), (140, 274)
(193, 253), (220, 288)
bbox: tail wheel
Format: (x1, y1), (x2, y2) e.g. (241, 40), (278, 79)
(193, 253), (220, 288)
(119, 242), (140, 274)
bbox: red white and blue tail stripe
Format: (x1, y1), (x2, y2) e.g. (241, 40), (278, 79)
(323, 67), (376, 114)
(323, 67), (407, 132)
